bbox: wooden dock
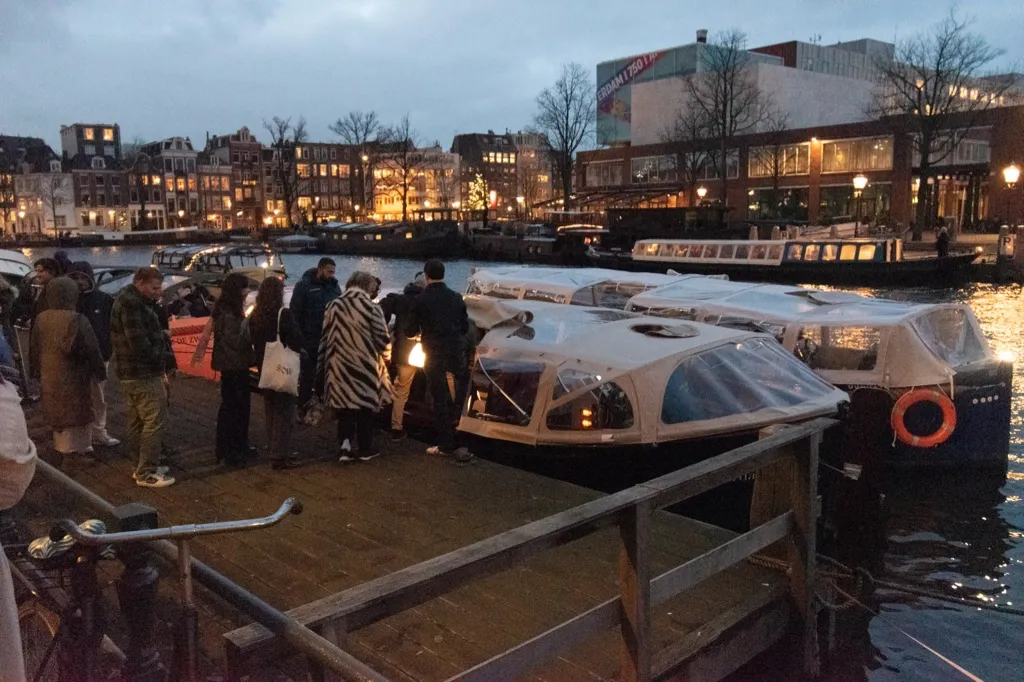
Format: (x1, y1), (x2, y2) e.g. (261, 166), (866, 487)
(19, 373), (823, 681)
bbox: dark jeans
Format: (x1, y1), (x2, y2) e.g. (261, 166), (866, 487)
(338, 407), (377, 454)
(298, 349), (317, 409)
(216, 370), (251, 464)
(424, 345), (469, 451)
(263, 390), (295, 462)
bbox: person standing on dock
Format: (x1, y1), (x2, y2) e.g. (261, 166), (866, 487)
(379, 271), (425, 440)
(29, 278), (107, 462)
(12, 258), (59, 325)
(249, 276), (304, 470)
(66, 262), (119, 449)
(317, 271), (392, 462)
(936, 226), (951, 258)
(405, 260), (474, 465)
(211, 273), (254, 467)
(290, 257), (340, 417)
(110, 267), (176, 488)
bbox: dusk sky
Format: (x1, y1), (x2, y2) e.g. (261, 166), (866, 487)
(2, 0), (1021, 151)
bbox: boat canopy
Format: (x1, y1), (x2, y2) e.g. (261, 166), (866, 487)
(0, 249), (32, 288)
(466, 266), (684, 307)
(152, 243), (284, 280)
(459, 296), (847, 447)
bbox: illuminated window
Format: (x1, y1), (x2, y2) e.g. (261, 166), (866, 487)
(858, 244), (876, 260)
(295, 147), (303, 159)
(839, 244), (857, 261)
(83, 128), (95, 140)
(821, 137), (892, 173)
(166, 178), (174, 192)
(102, 128), (114, 141)
(141, 175), (149, 186)
(330, 164), (338, 177)
(222, 175), (230, 189)
(804, 244), (821, 261)
(235, 188), (242, 201)
(176, 178), (186, 192)
(297, 164), (311, 178)
(187, 177), (196, 192)
(319, 164), (327, 177)
(152, 175), (160, 186)
(203, 176), (210, 190)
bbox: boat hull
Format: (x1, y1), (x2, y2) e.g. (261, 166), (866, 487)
(590, 252), (978, 286)
(316, 230), (463, 258)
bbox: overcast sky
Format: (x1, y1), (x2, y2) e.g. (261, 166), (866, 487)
(1, 0), (1021, 152)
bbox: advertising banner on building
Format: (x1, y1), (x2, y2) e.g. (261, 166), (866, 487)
(596, 46), (692, 146)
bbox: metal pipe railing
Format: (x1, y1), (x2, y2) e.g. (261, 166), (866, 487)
(33, 459), (388, 682)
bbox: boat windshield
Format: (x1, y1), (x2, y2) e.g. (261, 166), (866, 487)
(468, 358), (545, 427)
(661, 338), (834, 424)
(911, 308), (989, 367)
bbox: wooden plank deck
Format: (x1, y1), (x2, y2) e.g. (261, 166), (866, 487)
(19, 373), (791, 681)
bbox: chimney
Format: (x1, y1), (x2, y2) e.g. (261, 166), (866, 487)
(696, 29), (708, 44)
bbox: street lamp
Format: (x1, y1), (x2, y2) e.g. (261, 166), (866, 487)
(852, 173), (868, 237)
(1005, 163), (1021, 226)
(696, 186), (708, 203)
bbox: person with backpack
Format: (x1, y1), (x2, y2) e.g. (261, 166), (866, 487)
(249, 276), (304, 470)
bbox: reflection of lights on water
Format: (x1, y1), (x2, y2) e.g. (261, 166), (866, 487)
(998, 349), (1015, 362)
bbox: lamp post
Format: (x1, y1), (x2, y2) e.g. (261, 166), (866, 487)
(1005, 163), (1021, 227)
(516, 195), (525, 220)
(17, 209), (25, 234)
(852, 173), (868, 238)
(360, 154), (369, 219)
(177, 208), (185, 229)
(696, 186), (708, 205)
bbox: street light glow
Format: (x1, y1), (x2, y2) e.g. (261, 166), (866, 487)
(696, 186), (708, 199)
(853, 173), (869, 191)
(1004, 163), (1021, 188)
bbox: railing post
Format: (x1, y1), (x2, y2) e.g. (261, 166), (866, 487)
(618, 499), (652, 682)
(309, 618), (348, 682)
(787, 432), (821, 679)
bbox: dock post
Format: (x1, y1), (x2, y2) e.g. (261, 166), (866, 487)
(309, 619), (348, 682)
(618, 499), (652, 682)
(787, 432), (821, 679)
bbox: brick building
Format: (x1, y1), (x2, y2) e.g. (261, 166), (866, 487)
(60, 123), (128, 230)
(198, 153), (233, 230)
(205, 126), (264, 230)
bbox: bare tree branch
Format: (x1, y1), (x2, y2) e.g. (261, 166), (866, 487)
(38, 173), (69, 237)
(375, 114), (430, 222)
(263, 115), (309, 226)
(533, 63), (595, 209)
(660, 100), (715, 207)
(748, 108), (792, 218)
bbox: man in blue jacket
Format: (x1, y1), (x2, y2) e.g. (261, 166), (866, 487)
(289, 257), (340, 411)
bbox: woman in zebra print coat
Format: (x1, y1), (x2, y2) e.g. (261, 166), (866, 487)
(316, 271), (393, 461)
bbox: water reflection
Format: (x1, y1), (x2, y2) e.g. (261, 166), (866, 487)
(24, 247), (1024, 681)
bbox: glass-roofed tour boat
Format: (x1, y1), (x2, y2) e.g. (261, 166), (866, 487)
(466, 266), (1011, 470)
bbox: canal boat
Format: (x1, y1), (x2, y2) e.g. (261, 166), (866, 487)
(151, 243), (285, 282)
(312, 219), (462, 258)
(591, 237), (978, 286)
(468, 223), (608, 265)
(457, 296), (848, 449)
(0, 248), (32, 290)
(466, 266), (1011, 469)
(273, 234), (320, 254)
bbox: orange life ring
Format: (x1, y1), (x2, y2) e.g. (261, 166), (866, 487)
(890, 388), (956, 448)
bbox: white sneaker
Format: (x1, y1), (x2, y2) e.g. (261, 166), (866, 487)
(426, 445), (455, 457)
(133, 466), (169, 481)
(93, 433), (120, 447)
(341, 438), (352, 452)
(135, 471), (176, 488)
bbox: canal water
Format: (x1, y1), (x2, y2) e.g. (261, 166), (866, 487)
(22, 245), (1024, 682)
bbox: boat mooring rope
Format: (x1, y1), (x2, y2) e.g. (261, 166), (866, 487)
(747, 552), (1018, 681)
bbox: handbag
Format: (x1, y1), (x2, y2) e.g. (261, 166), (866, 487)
(258, 309), (300, 396)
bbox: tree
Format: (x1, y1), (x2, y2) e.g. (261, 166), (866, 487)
(433, 165), (458, 209)
(468, 173), (490, 227)
(39, 173), (69, 237)
(871, 8), (1018, 238)
(533, 63), (595, 208)
(661, 104), (714, 207)
(263, 115), (308, 226)
(517, 165), (540, 220)
(747, 109), (792, 219)
(330, 111), (384, 215)
(684, 29), (773, 204)
(376, 115), (428, 222)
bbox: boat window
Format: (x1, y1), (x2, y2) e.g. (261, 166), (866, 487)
(638, 307), (699, 321)
(553, 368), (603, 399)
(673, 244), (692, 258)
(858, 244), (877, 260)
(796, 325), (881, 371)
(719, 244), (736, 259)
(702, 245), (720, 259)
(569, 287), (598, 306)
(839, 244), (857, 261)
(767, 245), (784, 261)
(787, 244), (804, 260)
(595, 282), (655, 309)
(645, 243), (659, 255)
(911, 308), (989, 367)
(479, 284), (521, 300)
(735, 244), (750, 259)
(803, 244), (821, 261)
(523, 289), (565, 304)
(661, 338), (835, 424)
(468, 358), (545, 427)
(547, 381), (634, 431)
(750, 245), (768, 259)
(821, 244), (838, 261)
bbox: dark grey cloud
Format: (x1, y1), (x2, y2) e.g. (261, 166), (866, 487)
(1, 0), (1020, 150)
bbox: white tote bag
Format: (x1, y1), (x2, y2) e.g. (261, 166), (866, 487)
(258, 308), (300, 395)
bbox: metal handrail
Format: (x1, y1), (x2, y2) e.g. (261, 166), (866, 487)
(53, 497), (303, 545)
(32, 460), (388, 682)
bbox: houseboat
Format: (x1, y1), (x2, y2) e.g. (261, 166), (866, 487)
(313, 215), (463, 258)
(151, 244), (285, 282)
(273, 234), (320, 254)
(469, 223), (608, 265)
(465, 266), (1011, 470)
(592, 237), (978, 286)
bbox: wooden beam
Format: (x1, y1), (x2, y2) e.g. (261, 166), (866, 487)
(618, 500), (652, 682)
(641, 419), (836, 510)
(224, 485), (655, 656)
(650, 512), (793, 606)
(787, 430), (821, 678)
(450, 598), (623, 682)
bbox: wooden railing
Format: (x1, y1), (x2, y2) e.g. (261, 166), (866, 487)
(225, 418), (832, 682)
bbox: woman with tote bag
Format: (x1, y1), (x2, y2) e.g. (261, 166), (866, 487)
(249, 277), (305, 470)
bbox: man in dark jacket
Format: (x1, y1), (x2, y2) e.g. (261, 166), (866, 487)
(66, 261), (119, 448)
(289, 258), (340, 410)
(380, 272), (424, 439)
(12, 258), (59, 326)
(405, 260), (473, 463)
(110, 267), (176, 488)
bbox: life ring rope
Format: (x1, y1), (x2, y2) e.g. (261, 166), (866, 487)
(890, 387), (956, 448)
